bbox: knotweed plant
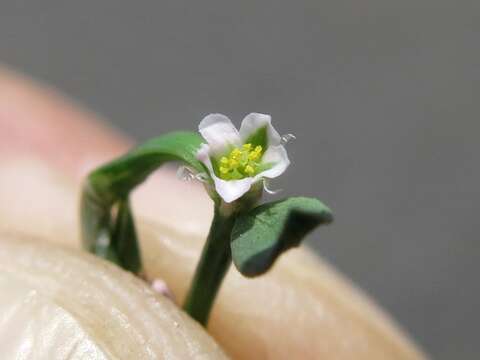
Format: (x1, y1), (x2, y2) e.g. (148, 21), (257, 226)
(81, 113), (332, 326)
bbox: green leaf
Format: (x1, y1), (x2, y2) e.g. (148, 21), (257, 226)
(80, 131), (205, 273)
(111, 198), (142, 274)
(88, 131), (206, 203)
(231, 197), (333, 277)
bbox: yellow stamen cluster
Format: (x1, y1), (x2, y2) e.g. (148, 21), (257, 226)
(218, 143), (263, 180)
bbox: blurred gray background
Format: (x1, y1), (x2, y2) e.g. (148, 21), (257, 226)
(1, 1), (479, 358)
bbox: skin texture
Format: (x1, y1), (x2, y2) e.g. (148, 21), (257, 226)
(0, 233), (227, 359)
(0, 66), (428, 359)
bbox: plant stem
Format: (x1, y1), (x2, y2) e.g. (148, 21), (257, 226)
(183, 205), (236, 326)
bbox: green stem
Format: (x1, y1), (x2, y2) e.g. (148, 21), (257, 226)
(183, 206), (236, 325)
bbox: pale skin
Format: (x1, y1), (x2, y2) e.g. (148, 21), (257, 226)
(0, 66), (428, 359)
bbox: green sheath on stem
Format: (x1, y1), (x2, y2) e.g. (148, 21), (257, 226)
(183, 206), (236, 325)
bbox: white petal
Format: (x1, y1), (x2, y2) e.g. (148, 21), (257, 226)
(239, 113), (282, 146)
(196, 144), (253, 203)
(196, 143), (211, 162)
(255, 145), (290, 180)
(212, 177), (253, 203)
(199, 114), (241, 154)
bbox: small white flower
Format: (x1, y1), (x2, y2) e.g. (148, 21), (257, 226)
(196, 113), (290, 203)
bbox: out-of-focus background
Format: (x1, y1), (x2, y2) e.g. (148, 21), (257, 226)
(1, 1), (479, 358)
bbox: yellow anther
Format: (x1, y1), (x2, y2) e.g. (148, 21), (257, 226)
(229, 159), (239, 168)
(220, 157), (229, 164)
(245, 165), (255, 175)
(231, 149), (242, 158)
(248, 151), (260, 161)
(218, 143), (265, 180)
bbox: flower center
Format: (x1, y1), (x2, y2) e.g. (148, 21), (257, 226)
(218, 143), (263, 180)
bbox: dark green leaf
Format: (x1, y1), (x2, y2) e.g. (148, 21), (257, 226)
(80, 131), (205, 273)
(231, 197), (333, 277)
(111, 198), (142, 274)
(88, 131), (206, 203)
